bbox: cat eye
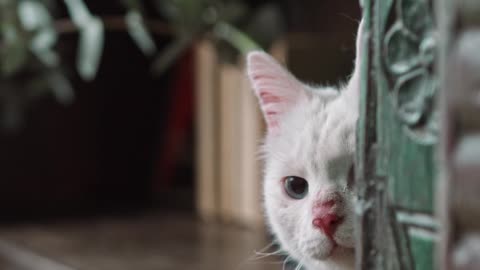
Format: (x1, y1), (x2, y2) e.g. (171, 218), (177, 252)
(284, 176), (309, 199)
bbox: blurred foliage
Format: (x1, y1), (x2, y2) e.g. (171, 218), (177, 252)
(154, 0), (285, 71)
(0, 0), (284, 129)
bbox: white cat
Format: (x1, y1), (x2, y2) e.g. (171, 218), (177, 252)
(246, 20), (364, 270)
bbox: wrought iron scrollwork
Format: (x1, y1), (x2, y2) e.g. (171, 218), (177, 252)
(383, 0), (438, 144)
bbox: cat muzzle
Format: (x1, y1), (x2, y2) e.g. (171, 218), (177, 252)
(312, 214), (344, 238)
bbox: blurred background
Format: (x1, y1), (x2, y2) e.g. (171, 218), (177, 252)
(0, 0), (360, 269)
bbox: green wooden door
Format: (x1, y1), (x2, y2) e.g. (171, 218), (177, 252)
(356, 0), (439, 269)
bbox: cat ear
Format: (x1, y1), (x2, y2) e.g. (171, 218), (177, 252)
(344, 19), (365, 106)
(247, 51), (307, 135)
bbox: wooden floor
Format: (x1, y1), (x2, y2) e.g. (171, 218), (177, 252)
(0, 212), (288, 270)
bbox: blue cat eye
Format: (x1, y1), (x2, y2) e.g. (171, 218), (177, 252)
(284, 176), (308, 199)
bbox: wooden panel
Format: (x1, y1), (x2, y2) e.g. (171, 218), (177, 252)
(218, 62), (240, 223)
(356, 0), (439, 269)
(195, 41), (284, 228)
(194, 40), (220, 221)
(238, 60), (265, 228)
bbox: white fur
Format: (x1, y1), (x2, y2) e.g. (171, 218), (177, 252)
(247, 21), (364, 270)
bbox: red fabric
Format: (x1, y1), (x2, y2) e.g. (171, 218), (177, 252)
(152, 48), (195, 192)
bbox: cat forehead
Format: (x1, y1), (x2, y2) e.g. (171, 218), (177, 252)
(297, 91), (356, 149)
(267, 91), (356, 173)
(286, 93), (355, 171)
(297, 101), (355, 163)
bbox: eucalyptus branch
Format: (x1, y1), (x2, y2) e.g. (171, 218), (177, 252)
(213, 22), (261, 54)
(54, 16), (172, 35)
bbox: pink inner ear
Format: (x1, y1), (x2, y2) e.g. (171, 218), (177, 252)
(261, 97), (281, 130)
(260, 91), (282, 104)
(257, 89), (287, 132)
(247, 51), (305, 134)
(253, 74), (276, 81)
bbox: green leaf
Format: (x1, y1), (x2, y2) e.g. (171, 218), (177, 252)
(47, 71), (75, 105)
(63, 0), (93, 25)
(0, 24), (29, 76)
(18, 0), (59, 67)
(217, 1), (247, 24)
(30, 28), (59, 67)
(126, 10), (157, 56)
(156, 0), (211, 34)
(77, 18), (104, 80)
(63, 0), (104, 80)
(151, 34), (192, 75)
(17, 0), (52, 30)
(213, 22), (260, 54)
(244, 4), (286, 49)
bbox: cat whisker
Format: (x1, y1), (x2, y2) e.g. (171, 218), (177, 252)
(294, 257), (305, 270)
(283, 255), (300, 270)
(235, 252), (288, 269)
(288, 253), (305, 270)
(246, 260), (287, 265)
(233, 241), (288, 270)
(254, 241), (276, 253)
(247, 241), (287, 261)
(282, 256), (290, 270)
(251, 249), (285, 260)
(249, 246), (286, 261)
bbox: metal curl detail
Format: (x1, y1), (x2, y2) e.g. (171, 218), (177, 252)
(382, 0), (438, 144)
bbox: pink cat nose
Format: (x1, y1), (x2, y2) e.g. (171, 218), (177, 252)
(312, 194), (344, 237)
(312, 193), (342, 214)
(312, 214), (343, 237)
(317, 199), (337, 208)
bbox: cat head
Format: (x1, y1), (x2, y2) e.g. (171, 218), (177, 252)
(247, 21), (363, 268)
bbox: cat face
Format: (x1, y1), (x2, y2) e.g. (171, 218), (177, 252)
(247, 21), (363, 269)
